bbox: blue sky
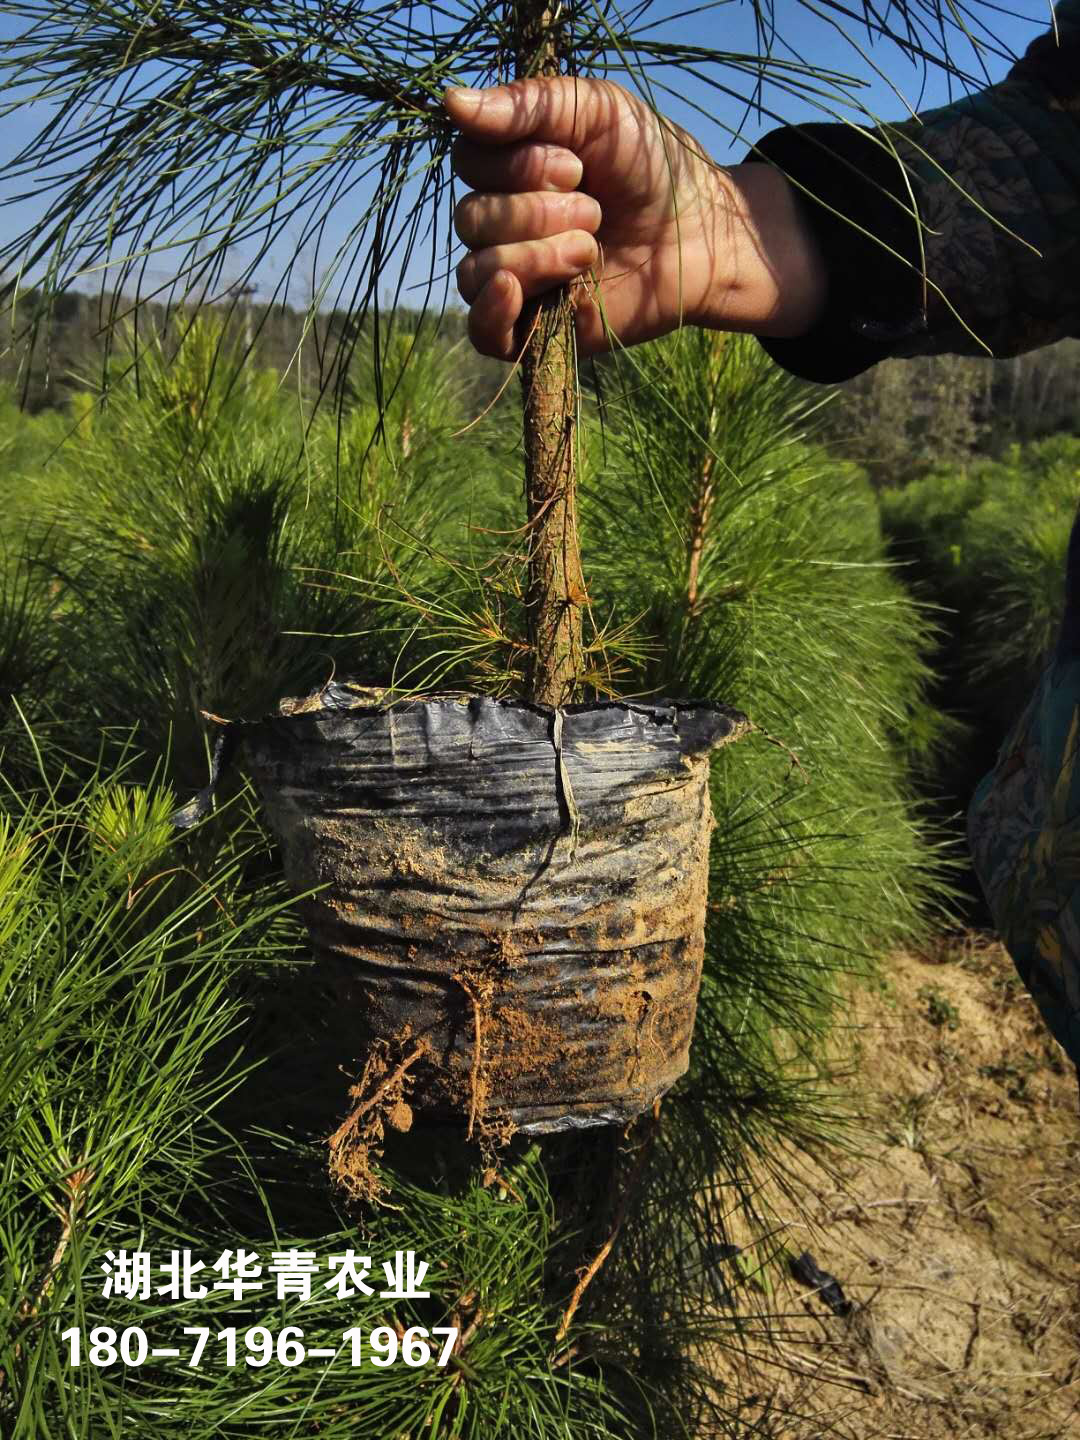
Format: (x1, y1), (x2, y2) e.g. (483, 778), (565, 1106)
(0, 1), (1055, 311)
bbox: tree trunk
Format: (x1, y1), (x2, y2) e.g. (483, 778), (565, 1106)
(513, 1), (585, 708)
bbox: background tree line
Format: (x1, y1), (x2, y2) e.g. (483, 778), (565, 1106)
(0, 287), (510, 418)
(8, 287), (1080, 475)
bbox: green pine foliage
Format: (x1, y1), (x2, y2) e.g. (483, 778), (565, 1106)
(878, 433), (1080, 825)
(0, 326), (954, 1438)
(2, 314), (505, 786)
(0, 741), (626, 1439)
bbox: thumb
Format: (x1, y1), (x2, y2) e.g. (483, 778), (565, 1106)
(443, 77), (603, 148)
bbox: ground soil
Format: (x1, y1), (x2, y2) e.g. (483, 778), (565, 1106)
(713, 934), (1080, 1439)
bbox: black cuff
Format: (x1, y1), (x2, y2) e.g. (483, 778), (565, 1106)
(744, 122), (929, 384)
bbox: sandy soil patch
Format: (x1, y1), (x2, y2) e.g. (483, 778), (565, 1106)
(711, 935), (1080, 1439)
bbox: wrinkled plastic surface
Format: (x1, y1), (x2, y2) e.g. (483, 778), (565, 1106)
(243, 685), (747, 1133)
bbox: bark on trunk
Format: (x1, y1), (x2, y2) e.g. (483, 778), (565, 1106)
(686, 449), (716, 616)
(514, 1), (585, 707)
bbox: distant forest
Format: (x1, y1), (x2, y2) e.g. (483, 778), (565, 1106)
(5, 286), (1080, 481)
(0, 288), (509, 418)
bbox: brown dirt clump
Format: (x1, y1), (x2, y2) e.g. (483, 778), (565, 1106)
(708, 935), (1080, 1439)
(326, 1029), (430, 1205)
(449, 933), (560, 1154)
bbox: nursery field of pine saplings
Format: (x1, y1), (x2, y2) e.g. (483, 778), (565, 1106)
(0, 1), (1076, 1437)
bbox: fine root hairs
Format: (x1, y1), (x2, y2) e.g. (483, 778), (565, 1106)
(326, 1031), (429, 1205)
(454, 967), (499, 1143)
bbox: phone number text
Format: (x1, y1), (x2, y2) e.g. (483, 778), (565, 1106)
(61, 1324), (459, 1369)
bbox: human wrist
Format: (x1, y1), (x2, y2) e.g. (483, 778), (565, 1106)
(694, 161), (828, 340)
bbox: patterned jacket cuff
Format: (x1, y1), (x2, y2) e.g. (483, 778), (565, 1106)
(742, 122), (929, 384)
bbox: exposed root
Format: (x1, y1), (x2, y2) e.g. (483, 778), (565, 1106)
(326, 1033), (429, 1205)
(453, 938), (527, 1152)
(553, 1099), (662, 1346)
(457, 973), (489, 1140)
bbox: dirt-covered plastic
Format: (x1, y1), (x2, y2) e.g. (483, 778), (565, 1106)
(183, 683), (747, 1135)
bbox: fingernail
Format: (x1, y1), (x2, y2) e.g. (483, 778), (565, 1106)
(564, 232), (597, 268)
(546, 150), (583, 190)
(445, 86), (482, 106)
(580, 195), (603, 229)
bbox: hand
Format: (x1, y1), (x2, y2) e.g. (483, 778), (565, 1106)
(444, 77), (827, 360)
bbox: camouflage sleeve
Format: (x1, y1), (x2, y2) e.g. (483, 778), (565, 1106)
(750, 1), (1080, 383)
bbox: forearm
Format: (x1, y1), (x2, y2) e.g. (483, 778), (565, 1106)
(693, 161), (828, 342)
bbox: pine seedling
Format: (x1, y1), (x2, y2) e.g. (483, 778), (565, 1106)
(0, 0), (1009, 702)
(0, 5), (999, 1434)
